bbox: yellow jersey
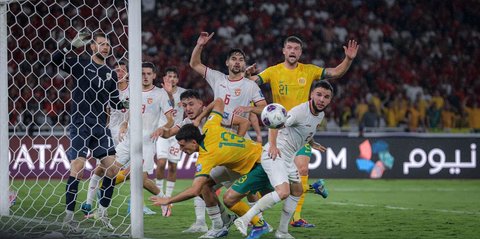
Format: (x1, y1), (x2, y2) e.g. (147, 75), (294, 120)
(195, 111), (262, 177)
(258, 63), (324, 110)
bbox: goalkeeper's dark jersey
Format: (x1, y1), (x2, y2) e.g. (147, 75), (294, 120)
(52, 51), (123, 126)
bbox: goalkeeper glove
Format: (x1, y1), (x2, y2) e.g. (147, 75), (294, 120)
(71, 31), (90, 48)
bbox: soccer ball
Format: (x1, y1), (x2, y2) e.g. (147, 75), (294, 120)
(261, 103), (287, 129)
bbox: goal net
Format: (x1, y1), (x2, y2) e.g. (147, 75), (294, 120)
(1, 0), (136, 238)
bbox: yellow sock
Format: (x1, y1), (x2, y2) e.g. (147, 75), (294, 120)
(115, 169), (128, 185)
(229, 201), (264, 226)
(293, 175), (309, 221)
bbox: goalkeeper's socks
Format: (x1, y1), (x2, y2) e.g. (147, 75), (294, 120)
(279, 195), (300, 233)
(66, 176), (80, 211)
(99, 176), (116, 208)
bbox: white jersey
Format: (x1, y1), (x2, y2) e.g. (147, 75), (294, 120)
(158, 87), (187, 126)
(176, 116), (207, 133)
(264, 101), (325, 161)
(108, 85), (129, 132)
(143, 86), (173, 140)
(205, 68), (265, 126)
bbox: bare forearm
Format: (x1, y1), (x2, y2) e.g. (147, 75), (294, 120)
(324, 57), (353, 80)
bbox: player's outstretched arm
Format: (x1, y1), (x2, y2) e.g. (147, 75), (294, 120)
(249, 113), (263, 143)
(150, 176), (208, 205)
(232, 115), (250, 137)
(190, 32), (214, 78)
(324, 40), (359, 80)
(267, 128), (281, 160)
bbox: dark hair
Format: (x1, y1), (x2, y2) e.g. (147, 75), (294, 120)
(92, 32), (108, 42)
(227, 48), (246, 60)
(284, 36), (303, 48)
(175, 124), (205, 143)
(142, 62), (156, 72)
(164, 66), (178, 76)
(115, 60), (128, 68)
(180, 90), (201, 101)
(311, 80), (334, 96)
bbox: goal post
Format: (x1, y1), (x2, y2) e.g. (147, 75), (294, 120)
(127, 0), (143, 238)
(1, 0), (144, 237)
(0, 0), (10, 217)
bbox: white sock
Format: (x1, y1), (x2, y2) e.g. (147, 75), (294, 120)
(98, 205), (108, 217)
(248, 200), (264, 220)
(242, 191), (281, 223)
(278, 195), (300, 233)
(65, 210), (74, 220)
(166, 181), (175, 198)
(194, 196), (206, 224)
(206, 205), (223, 230)
(156, 179), (164, 196)
(86, 174), (101, 205)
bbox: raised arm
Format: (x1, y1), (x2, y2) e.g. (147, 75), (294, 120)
(189, 32), (215, 78)
(323, 40), (359, 80)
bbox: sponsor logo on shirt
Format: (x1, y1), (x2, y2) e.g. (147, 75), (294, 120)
(87, 68), (96, 73)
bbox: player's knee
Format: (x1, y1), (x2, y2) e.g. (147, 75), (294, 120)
(276, 189), (290, 200)
(297, 166), (309, 176)
(222, 192), (235, 208)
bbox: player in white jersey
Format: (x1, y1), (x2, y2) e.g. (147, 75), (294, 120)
(154, 67), (187, 217)
(190, 32), (266, 132)
(233, 80), (333, 239)
(190, 32), (269, 235)
(108, 61), (129, 146)
(114, 62), (174, 215)
(81, 61), (129, 218)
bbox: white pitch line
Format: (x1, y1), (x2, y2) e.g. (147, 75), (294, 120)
(326, 202), (480, 215)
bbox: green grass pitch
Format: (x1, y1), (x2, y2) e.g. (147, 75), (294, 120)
(2, 179), (479, 238)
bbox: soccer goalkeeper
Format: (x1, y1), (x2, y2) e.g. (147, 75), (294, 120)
(52, 31), (124, 231)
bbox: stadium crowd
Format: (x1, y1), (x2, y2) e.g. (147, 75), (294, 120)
(7, 0), (480, 134)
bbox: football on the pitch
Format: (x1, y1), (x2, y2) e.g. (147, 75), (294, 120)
(261, 103), (287, 129)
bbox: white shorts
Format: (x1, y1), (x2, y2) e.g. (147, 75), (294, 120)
(110, 129), (120, 147)
(115, 136), (156, 174)
(156, 136), (181, 163)
(210, 166), (241, 188)
(261, 149), (300, 187)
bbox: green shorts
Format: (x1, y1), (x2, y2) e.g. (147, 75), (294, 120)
(231, 164), (274, 195)
(295, 144), (312, 157)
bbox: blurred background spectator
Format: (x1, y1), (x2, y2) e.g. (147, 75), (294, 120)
(6, 0), (480, 135)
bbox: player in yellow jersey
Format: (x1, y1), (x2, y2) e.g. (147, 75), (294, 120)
(247, 35), (359, 227)
(150, 98), (266, 238)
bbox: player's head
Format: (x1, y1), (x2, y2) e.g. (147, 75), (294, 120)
(282, 36), (303, 65)
(90, 32), (111, 60)
(142, 62), (156, 88)
(175, 124), (205, 154)
(180, 90), (204, 120)
(310, 80), (333, 113)
(114, 61), (128, 84)
(163, 66), (179, 88)
(226, 48), (246, 74)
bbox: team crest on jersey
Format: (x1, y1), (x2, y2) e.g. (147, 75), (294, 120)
(148, 98), (153, 104)
(298, 77), (306, 85)
(234, 88), (241, 96)
(196, 164), (202, 172)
